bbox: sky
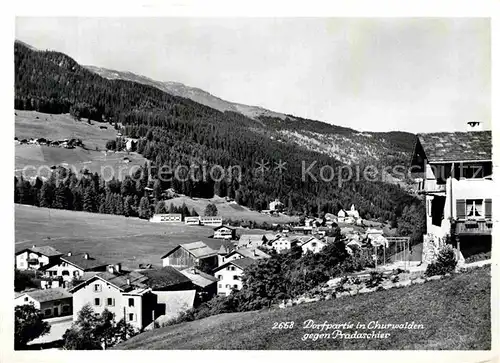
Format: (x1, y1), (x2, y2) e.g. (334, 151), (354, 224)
(15, 17), (491, 133)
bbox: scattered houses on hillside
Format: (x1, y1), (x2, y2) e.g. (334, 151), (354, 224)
(15, 288), (73, 318)
(337, 204), (361, 224)
(236, 234), (267, 249)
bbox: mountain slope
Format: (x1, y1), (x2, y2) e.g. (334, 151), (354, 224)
(84, 65), (291, 121)
(84, 64), (416, 174)
(14, 40), (420, 223)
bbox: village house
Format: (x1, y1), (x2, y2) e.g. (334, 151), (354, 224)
(125, 138), (138, 151)
(150, 213), (182, 223)
(293, 236), (327, 254)
(40, 252), (108, 285)
(223, 248), (270, 263)
(15, 245), (63, 271)
(199, 216), (223, 227)
(410, 123), (493, 263)
(270, 236), (293, 253)
(213, 225), (236, 240)
(70, 266), (200, 330)
(213, 258), (257, 296)
(15, 288), (73, 318)
(161, 239), (234, 270)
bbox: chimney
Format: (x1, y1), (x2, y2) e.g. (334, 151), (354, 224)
(107, 265), (115, 274)
(67, 252), (72, 257)
(126, 278), (131, 286)
(467, 121), (483, 132)
(32, 245), (36, 248)
(83, 253), (89, 260)
(115, 263), (121, 273)
(253, 249), (258, 257)
(191, 268), (197, 274)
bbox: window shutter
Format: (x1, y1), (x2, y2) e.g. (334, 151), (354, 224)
(485, 199), (492, 219)
(456, 199), (466, 219)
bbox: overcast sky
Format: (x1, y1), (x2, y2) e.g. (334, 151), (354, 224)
(15, 17), (490, 133)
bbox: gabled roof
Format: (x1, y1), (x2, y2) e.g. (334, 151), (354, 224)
(42, 254), (108, 271)
(69, 271), (149, 293)
(213, 225), (235, 231)
(415, 131), (492, 163)
(161, 239), (234, 259)
(179, 267), (218, 288)
(140, 267), (192, 289)
(226, 248), (270, 260)
(213, 257), (257, 272)
(16, 245), (62, 257)
(17, 288), (71, 303)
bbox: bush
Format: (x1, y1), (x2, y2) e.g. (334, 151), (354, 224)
(425, 245), (457, 277)
(366, 271), (384, 288)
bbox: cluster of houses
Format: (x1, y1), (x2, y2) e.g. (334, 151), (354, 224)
(15, 136), (83, 149)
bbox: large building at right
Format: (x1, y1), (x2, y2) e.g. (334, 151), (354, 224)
(410, 121), (493, 264)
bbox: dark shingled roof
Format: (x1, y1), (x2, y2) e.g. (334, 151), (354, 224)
(213, 257), (257, 272)
(417, 131), (492, 162)
(19, 288), (72, 303)
(61, 254), (108, 271)
(140, 267), (192, 289)
(16, 245), (62, 257)
(95, 271), (149, 291)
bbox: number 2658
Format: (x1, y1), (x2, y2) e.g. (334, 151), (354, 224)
(272, 321), (294, 329)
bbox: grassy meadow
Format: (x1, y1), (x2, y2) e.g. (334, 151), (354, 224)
(117, 266), (491, 350)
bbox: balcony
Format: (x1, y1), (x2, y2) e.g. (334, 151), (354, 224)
(455, 219), (493, 236)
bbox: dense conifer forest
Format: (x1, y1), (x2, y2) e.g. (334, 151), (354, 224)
(14, 41), (424, 233)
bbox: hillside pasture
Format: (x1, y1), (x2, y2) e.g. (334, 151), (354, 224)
(15, 204), (215, 269)
(15, 110), (117, 150)
(15, 145), (147, 181)
(117, 266), (491, 350)
(168, 196), (298, 224)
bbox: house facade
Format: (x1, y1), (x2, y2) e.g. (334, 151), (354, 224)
(69, 271), (153, 330)
(271, 236), (292, 253)
(184, 216), (201, 225)
(15, 288), (73, 318)
(40, 253), (108, 284)
(199, 216), (223, 227)
(213, 258), (256, 296)
(299, 236), (326, 254)
(410, 125), (493, 263)
(15, 245), (62, 271)
(213, 225), (236, 240)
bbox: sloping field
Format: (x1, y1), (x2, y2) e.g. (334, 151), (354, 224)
(15, 110), (117, 150)
(117, 266), (491, 350)
(168, 196), (298, 224)
(15, 145), (147, 181)
(14, 204), (214, 269)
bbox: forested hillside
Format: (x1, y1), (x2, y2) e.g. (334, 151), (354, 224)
(14, 41), (421, 226)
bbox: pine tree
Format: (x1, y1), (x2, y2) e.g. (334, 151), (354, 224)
(83, 186), (96, 213)
(138, 196), (151, 219)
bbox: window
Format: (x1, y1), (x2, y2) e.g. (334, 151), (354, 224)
(94, 298), (101, 306)
(233, 284), (238, 289)
(466, 200), (484, 218)
(24, 297), (28, 302)
(93, 284), (102, 292)
(73, 271), (80, 277)
(217, 275), (222, 280)
(45, 309), (52, 317)
(311, 242), (317, 247)
(62, 270), (69, 276)
(62, 305), (70, 313)
(225, 284), (230, 288)
(218, 284), (222, 288)
(222, 257), (225, 262)
(128, 298), (134, 307)
(128, 313), (136, 322)
(233, 275), (239, 280)
(107, 298), (114, 306)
